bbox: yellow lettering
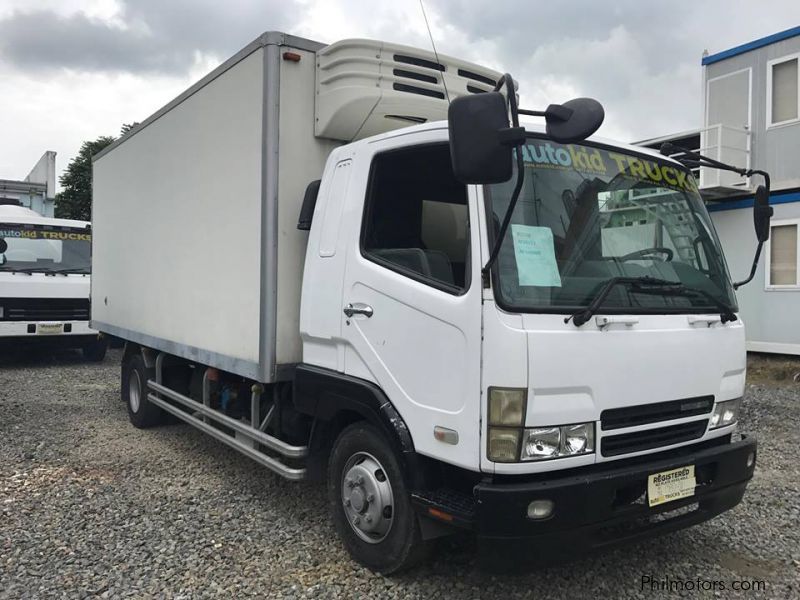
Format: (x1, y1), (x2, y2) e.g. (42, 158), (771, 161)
(608, 153), (628, 173)
(588, 149), (605, 172)
(628, 158), (646, 178)
(644, 161), (663, 182)
(661, 166), (677, 186)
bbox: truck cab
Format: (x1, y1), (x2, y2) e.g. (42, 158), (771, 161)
(297, 120), (755, 563)
(0, 205), (106, 360)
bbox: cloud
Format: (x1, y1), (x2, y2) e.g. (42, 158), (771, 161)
(1, 0), (800, 186)
(0, 0), (298, 74)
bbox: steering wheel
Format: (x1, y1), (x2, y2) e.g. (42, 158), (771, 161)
(620, 247), (674, 262)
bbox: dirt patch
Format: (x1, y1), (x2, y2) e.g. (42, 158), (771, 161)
(747, 352), (800, 386)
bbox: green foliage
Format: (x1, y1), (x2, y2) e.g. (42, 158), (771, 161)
(54, 136), (115, 221)
(54, 123), (137, 221)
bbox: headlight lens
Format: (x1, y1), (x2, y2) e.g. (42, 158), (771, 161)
(521, 422), (594, 461)
(709, 398), (741, 429)
(488, 428), (521, 462)
(488, 387), (526, 426)
(523, 427), (561, 459)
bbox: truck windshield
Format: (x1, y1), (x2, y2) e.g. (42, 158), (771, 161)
(0, 224), (91, 274)
(484, 138), (737, 314)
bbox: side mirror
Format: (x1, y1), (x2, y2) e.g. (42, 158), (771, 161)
(753, 184), (772, 243)
(0, 239), (6, 253)
(448, 92), (513, 184)
(544, 98), (605, 144)
(297, 179), (321, 231)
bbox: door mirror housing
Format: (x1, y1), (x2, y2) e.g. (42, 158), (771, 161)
(0, 238), (7, 254)
(448, 92), (513, 184)
(544, 98), (605, 144)
(753, 184), (772, 242)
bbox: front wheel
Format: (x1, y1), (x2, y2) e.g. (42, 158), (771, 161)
(82, 337), (108, 362)
(328, 423), (430, 573)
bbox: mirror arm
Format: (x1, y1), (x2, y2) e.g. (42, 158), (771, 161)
(733, 241), (763, 290)
(482, 74), (526, 284)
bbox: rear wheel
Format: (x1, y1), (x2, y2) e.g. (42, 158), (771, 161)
(122, 352), (163, 428)
(328, 423), (430, 573)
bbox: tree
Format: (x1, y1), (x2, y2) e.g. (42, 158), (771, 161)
(55, 136), (115, 221)
(55, 123), (137, 221)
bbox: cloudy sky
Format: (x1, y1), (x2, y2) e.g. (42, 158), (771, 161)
(1, 0), (799, 187)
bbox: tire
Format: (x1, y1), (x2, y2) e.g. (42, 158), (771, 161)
(121, 352), (164, 428)
(328, 423), (430, 574)
(82, 337), (108, 362)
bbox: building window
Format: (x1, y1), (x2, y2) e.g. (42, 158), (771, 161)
(767, 54), (799, 127)
(362, 144), (470, 293)
(766, 220), (799, 288)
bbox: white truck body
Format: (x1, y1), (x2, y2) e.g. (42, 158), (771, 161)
(92, 32), (757, 572)
(92, 33), (499, 382)
(0, 205), (102, 353)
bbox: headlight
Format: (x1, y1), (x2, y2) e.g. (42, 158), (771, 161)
(488, 387), (526, 426)
(521, 422), (594, 461)
(709, 398), (741, 429)
(487, 387), (526, 462)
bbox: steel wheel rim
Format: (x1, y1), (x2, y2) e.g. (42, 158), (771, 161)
(129, 370), (142, 413)
(341, 451), (394, 544)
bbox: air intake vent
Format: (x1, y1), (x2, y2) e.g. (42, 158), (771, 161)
(394, 54), (445, 71)
(458, 68), (497, 87)
(393, 68), (438, 84)
(467, 84), (488, 94)
(392, 83), (445, 100)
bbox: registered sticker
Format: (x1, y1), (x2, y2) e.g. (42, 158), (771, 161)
(648, 465), (696, 507)
(36, 323), (65, 335)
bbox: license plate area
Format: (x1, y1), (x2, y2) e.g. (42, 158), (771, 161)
(647, 465), (696, 507)
(36, 323), (64, 335)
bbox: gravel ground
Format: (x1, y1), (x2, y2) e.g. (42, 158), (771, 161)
(1, 348), (799, 599)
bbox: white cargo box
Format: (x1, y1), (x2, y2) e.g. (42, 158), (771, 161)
(92, 31), (500, 382)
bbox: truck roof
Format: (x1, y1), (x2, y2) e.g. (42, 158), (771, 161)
(0, 205), (89, 229)
(358, 120), (686, 168)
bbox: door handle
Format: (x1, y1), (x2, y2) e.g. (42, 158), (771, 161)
(343, 303), (373, 318)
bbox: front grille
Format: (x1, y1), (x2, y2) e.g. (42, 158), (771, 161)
(601, 420), (708, 457)
(601, 396), (714, 431)
(0, 297), (90, 321)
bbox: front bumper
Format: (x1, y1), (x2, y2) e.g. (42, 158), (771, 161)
(415, 435), (756, 563)
(0, 320), (96, 338)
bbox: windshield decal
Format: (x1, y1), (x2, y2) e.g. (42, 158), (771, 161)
(0, 228), (91, 241)
(519, 141), (699, 195)
(511, 224), (562, 287)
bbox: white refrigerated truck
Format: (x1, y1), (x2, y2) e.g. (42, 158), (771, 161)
(92, 32), (764, 572)
(0, 204), (106, 360)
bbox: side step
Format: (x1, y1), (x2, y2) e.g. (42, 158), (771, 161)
(146, 379), (307, 481)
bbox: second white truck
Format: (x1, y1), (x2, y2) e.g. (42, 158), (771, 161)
(1, 204), (106, 360)
(91, 32), (764, 572)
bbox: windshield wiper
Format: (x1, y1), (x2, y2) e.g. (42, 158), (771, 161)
(565, 276), (737, 327)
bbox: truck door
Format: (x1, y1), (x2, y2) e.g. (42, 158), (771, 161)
(340, 138), (483, 471)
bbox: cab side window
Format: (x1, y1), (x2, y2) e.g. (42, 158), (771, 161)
(361, 144), (470, 292)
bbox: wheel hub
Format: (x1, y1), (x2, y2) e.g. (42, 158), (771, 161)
(341, 452), (394, 543)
